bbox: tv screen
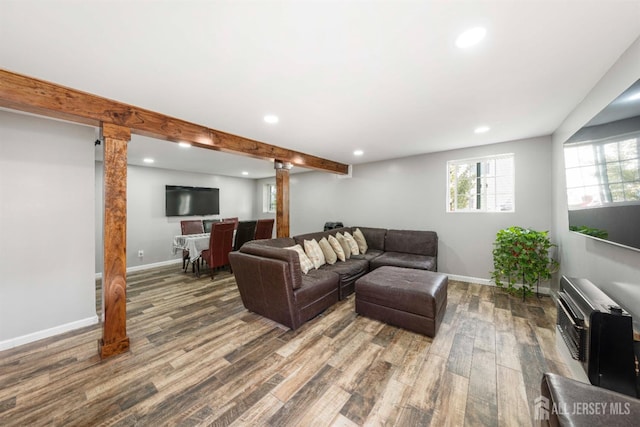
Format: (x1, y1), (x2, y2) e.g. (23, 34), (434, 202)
(165, 185), (220, 216)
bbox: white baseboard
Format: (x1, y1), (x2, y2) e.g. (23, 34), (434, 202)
(446, 274), (551, 295)
(0, 315), (99, 352)
(95, 258), (182, 279)
(446, 274), (492, 286)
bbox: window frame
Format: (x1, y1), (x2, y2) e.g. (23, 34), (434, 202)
(446, 153), (515, 213)
(263, 183), (277, 213)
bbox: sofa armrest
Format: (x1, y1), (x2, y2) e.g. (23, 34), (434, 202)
(229, 251), (301, 329)
(239, 242), (302, 289)
(540, 372), (640, 426)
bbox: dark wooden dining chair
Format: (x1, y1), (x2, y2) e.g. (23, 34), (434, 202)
(198, 221), (235, 279)
(234, 220), (257, 251)
(180, 220), (205, 271)
(203, 218), (221, 233)
(222, 217), (239, 230)
(254, 218), (275, 240)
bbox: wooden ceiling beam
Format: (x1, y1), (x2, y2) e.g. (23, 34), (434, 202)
(0, 69), (349, 175)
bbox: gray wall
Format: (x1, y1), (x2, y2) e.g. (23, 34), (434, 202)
(288, 136), (553, 281)
(0, 110), (97, 347)
(94, 162), (257, 273)
(552, 35), (640, 326)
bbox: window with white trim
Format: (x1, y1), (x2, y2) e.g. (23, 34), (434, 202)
(447, 153), (515, 212)
(564, 134), (640, 208)
(263, 183), (277, 213)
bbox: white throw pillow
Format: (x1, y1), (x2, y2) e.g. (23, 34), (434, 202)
(353, 228), (368, 254)
(319, 237), (337, 265)
(344, 232), (360, 255)
(328, 235), (346, 262)
(284, 244), (314, 274)
(336, 232), (352, 260)
(304, 239), (326, 269)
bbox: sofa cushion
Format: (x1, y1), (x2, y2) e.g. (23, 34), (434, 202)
(354, 227), (386, 251)
(336, 232), (352, 259)
(322, 258), (369, 288)
(353, 228), (368, 254)
(328, 235), (346, 262)
(318, 237), (337, 265)
(344, 232), (360, 255)
(296, 269), (340, 308)
(370, 252), (436, 271)
(350, 248), (384, 263)
(385, 230), (438, 257)
(304, 239), (325, 269)
(284, 244), (314, 274)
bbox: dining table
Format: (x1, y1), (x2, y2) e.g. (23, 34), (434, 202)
(172, 233), (210, 263)
(172, 230), (237, 263)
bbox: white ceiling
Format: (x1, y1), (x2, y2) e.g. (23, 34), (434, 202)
(2, 1), (640, 179)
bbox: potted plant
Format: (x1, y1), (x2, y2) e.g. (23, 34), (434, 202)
(491, 226), (559, 301)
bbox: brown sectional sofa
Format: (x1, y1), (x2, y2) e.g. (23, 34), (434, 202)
(228, 226), (438, 330)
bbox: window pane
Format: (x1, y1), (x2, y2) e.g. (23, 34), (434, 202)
(610, 183), (625, 202)
(623, 182), (640, 201)
(447, 154), (514, 212)
(619, 139), (638, 160)
(621, 159), (639, 181)
(604, 142), (619, 162)
(577, 145), (596, 165)
(606, 163), (622, 184)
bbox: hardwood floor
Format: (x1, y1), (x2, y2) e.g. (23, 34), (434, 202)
(0, 265), (574, 426)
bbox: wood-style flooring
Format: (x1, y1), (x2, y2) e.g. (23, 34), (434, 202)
(0, 265), (575, 426)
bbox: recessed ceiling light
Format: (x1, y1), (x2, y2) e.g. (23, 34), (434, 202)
(143, 158), (154, 164)
(353, 150), (364, 156)
(456, 27), (486, 49)
(474, 126), (491, 134)
(264, 114), (279, 124)
(241, 171), (249, 176)
(178, 142), (191, 148)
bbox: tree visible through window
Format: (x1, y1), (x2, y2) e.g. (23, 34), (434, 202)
(447, 154), (514, 212)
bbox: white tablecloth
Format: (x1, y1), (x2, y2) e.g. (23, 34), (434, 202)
(172, 233), (210, 262)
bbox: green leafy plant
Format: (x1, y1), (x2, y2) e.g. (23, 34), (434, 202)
(569, 225), (608, 240)
(491, 226), (559, 300)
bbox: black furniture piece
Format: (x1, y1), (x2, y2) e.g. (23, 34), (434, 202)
(234, 220), (257, 251)
(324, 221), (343, 231)
(557, 276), (638, 398)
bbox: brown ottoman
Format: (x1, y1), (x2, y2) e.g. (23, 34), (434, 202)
(355, 266), (447, 337)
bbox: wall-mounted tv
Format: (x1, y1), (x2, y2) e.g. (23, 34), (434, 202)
(165, 185), (220, 216)
(563, 79), (640, 251)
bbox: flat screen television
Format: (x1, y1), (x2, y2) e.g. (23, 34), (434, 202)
(165, 185), (220, 216)
(563, 79), (640, 251)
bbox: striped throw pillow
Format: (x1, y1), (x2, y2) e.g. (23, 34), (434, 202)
(304, 239), (326, 269)
(284, 244), (314, 274)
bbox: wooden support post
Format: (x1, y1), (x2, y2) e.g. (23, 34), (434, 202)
(99, 123), (130, 359)
(275, 160), (291, 238)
